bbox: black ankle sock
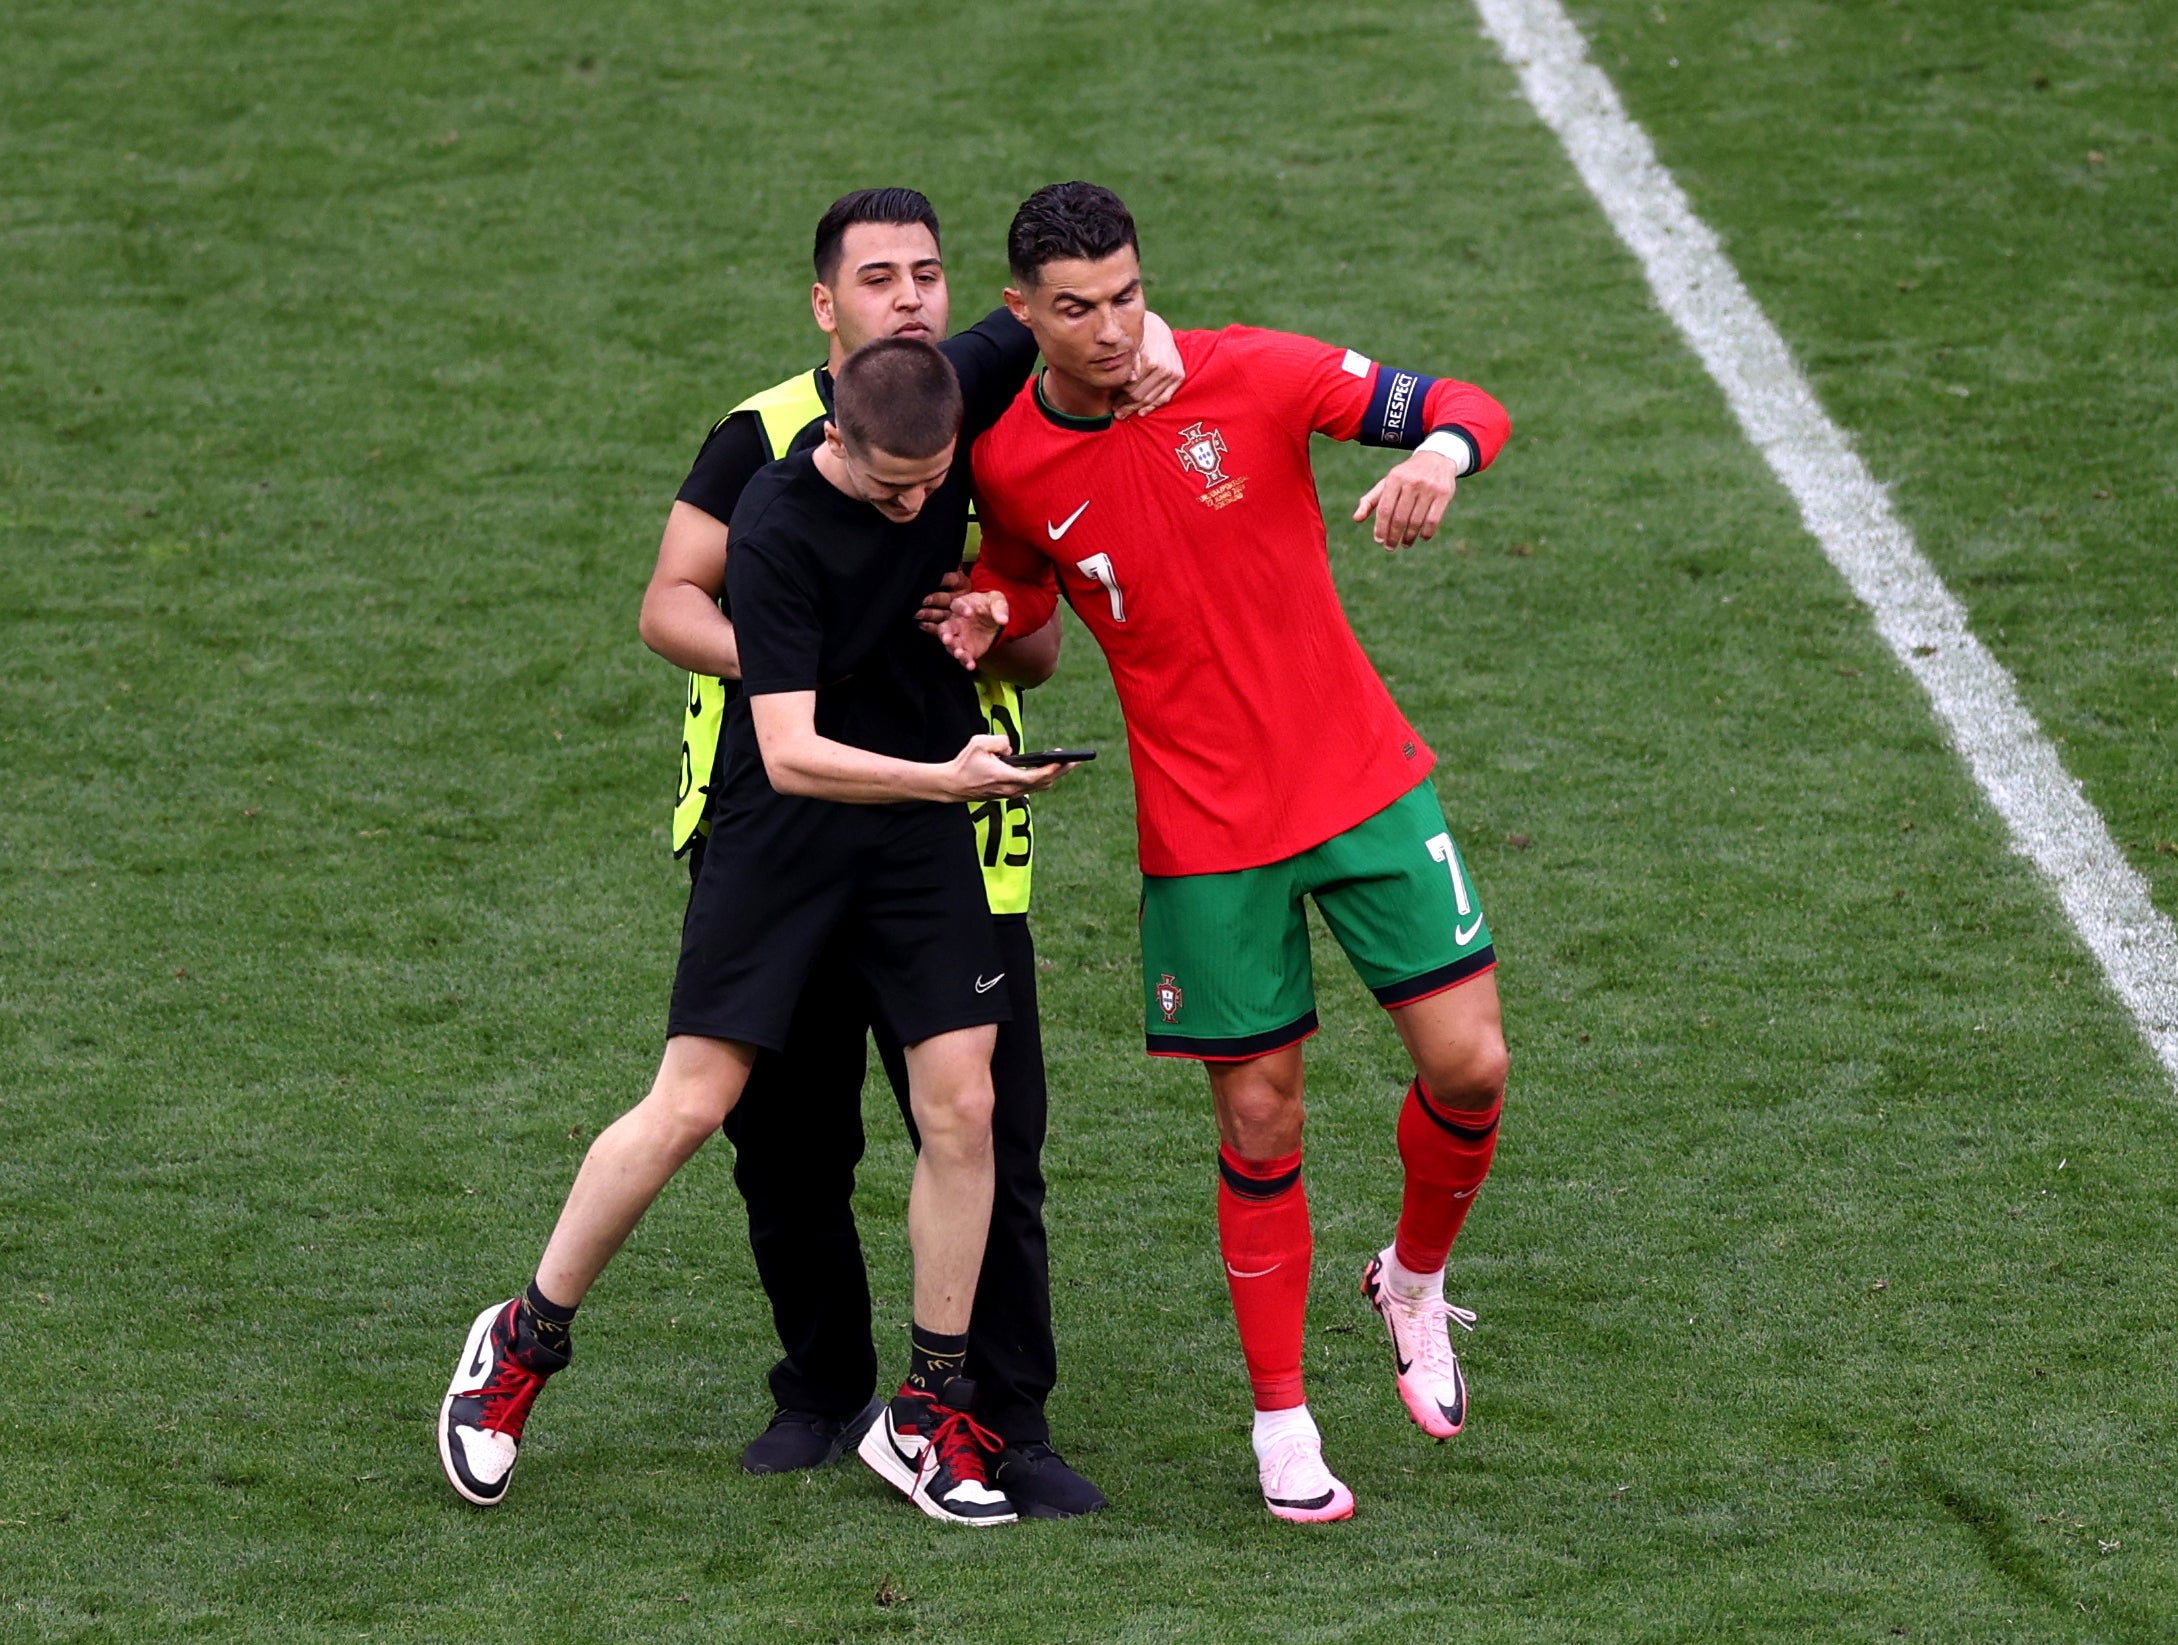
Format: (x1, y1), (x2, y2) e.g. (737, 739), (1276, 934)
(905, 1326), (970, 1397)
(516, 1280), (577, 1367)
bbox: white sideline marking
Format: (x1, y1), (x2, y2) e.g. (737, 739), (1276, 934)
(1471, 0), (2178, 1087)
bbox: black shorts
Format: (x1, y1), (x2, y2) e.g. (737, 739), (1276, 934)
(668, 796), (1008, 1053)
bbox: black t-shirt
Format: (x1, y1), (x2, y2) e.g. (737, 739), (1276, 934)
(674, 306), (1036, 528)
(680, 308), (1037, 824)
(719, 449), (983, 813)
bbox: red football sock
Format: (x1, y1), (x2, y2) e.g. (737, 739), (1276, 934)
(1394, 1078), (1501, 1275)
(1216, 1145), (1312, 1411)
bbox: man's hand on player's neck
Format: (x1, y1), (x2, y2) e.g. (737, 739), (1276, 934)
(1044, 311), (1183, 421)
(1006, 247), (1150, 420)
(1110, 310), (1183, 421)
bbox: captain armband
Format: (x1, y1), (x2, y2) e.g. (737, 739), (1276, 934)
(1358, 365), (1439, 449)
(1356, 362), (1480, 476)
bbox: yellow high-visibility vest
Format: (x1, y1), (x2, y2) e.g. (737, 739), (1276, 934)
(670, 371), (1033, 915)
(672, 372), (827, 856)
(969, 663), (1033, 916)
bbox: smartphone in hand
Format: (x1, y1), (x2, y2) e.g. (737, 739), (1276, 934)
(998, 749), (1097, 769)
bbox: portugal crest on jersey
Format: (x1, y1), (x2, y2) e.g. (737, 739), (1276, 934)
(1173, 422), (1230, 487)
(1173, 421), (1248, 510)
(1156, 972), (1184, 1023)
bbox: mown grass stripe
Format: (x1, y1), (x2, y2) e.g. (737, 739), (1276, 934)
(1471, 0), (2178, 1088)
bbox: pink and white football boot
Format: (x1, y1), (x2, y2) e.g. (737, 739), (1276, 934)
(1360, 1247), (1475, 1440)
(1252, 1408), (1355, 1524)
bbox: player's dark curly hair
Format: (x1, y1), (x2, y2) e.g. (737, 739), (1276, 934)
(1006, 182), (1138, 285)
(832, 336), (962, 461)
(813, 187), (941, 284)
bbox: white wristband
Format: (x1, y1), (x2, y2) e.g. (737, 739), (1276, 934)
(1417, 427), (1476, 477)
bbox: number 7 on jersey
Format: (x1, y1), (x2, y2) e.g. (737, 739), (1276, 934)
(1075, 553), (1126, 623)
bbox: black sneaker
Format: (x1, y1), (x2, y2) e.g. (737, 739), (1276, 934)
(741, 1394), (885, 1475)
(993, 1442), (1108, 1519)
(437, 1300), (566, 1506)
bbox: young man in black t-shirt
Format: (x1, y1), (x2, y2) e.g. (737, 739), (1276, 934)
(439, 340), (1066, 1527)
(647, 195), (1062, 1496)
(634, 189), (1174, 1517)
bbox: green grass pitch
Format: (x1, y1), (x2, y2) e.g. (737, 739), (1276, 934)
(3, 1), (2175, 1639)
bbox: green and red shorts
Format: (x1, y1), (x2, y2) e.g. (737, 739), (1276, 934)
(1139, 782), (1496, 1060)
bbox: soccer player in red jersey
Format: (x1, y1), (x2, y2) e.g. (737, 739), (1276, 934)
(936, 183), (1513, 1523)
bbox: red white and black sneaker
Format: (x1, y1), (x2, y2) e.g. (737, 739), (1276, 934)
(856, 1384), (937, 1497)
(1360, 1248), (1475, 1440)
(437, 1300), (564, 1506)
(858, 1378), (1016, 1527)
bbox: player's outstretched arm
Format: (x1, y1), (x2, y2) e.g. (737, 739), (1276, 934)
(1242, 328), (1510, 550)
(1339, 364), (1510, 549)
(1353, 449), (1461, 551)
(751, 693), (1060, 803)
(638, 501), (741, 675)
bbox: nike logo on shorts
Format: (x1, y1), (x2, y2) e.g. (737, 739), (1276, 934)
(974, 973), (1005, 994)
(1455, 917), (1485, 945)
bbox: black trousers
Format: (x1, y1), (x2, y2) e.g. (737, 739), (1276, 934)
(694, 838), (1056, 1444)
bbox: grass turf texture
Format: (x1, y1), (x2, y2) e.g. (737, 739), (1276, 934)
(2, 0), (2173, 1638)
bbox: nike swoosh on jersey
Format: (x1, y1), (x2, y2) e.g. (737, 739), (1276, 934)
(1225, 1262), (1281, 1280)
(974, 973), (1006, 994)
(1455, 917), (1485, 945)
(1045, 500), (1090, 540)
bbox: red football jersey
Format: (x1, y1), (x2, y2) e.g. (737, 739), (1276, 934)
(970, 326), (1509, 877)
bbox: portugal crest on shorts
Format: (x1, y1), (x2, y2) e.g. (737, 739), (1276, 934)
(1156, 972), (1184, 1023)
(1173, 422), (1246, 509)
